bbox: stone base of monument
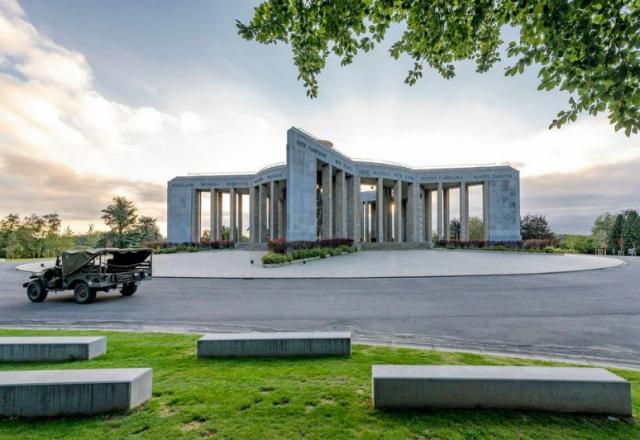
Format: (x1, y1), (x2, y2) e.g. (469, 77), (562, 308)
(0, 336), (107, 362)
(198, 332), (351, 358)
(0, 368), (152, 417)
(372, 365), (631, 416)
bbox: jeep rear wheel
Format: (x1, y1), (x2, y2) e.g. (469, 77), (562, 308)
(26, 280), (47, 303)
(73, 282), (96, 304)
(121, 283), (137, 296)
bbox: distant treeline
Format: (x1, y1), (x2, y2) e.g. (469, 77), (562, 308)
(0, 197), (161, 259)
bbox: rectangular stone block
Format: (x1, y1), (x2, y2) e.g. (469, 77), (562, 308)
(198, 332), (351, 358)
(372, 365), (632, 416)
(0, 368), (152, 417)
(0, 337), (107, 362)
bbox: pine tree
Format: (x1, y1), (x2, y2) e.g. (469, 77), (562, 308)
(622, 210), (640, 252)
(607, 214), (625, 253)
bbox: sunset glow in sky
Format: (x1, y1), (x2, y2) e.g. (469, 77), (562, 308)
(1, 0), (639, 234)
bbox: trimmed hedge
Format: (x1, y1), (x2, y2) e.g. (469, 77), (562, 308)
(522, 239), (555, 250)
(262, 245), (357, 265)
(268, 238), (354, 254)
(262, 252), (292, 265)
(143, 240), (235, 254)
(436, 240), (524, 250)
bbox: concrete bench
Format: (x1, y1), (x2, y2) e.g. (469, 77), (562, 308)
(0, 368), (152, 417)
(0, 337), (107, 362)
(198, 332), (351, 358)
(372, 365), (632, 416)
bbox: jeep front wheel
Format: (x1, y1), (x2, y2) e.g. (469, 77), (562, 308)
(121, 283), (137, 296)
(26, 280), (47, 303)
(73, 282), (96, 304)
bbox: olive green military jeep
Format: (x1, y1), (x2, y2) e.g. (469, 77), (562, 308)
(23, 248), (152, 304)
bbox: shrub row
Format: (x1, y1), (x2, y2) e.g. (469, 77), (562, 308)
(262, 245), (357, 265)
(141, 240), (234, 253)
(436, 240), (524, 249)
(522, 239), (555, 250)
(268, 238), (354, 254)
(142, 240), (235, 253)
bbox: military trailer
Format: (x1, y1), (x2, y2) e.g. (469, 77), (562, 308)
(23, 248), (152, 304)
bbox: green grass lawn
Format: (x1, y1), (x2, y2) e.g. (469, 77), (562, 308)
(0, 329), (637, 439)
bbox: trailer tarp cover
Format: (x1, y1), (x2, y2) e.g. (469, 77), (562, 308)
(62, 248), (152, 276)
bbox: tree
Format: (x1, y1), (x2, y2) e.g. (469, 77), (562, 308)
(469, 216), (485, 240)
(591, 213), (615, 249)
(76, 224), (101, 248)
(0, 214), (20, 233)
(608, 213), (625, 252)
(238, 1), (640, 135)
(449, 219), (461, 240)
(0, 213), (72, 258)
(559, 234), (596, 254)
(622, 209), (640, 251)
(520, 214), (554, 240)
(101, 197), (138, 248)
(135, 216), (162, 242)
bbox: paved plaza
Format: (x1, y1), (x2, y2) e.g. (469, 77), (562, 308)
(151, 249), (622, 278)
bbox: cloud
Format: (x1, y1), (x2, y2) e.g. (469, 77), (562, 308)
(294, 98), (640, 178)
(0, 151), (166, 233)
(1, 0), (639, 237)
(522, 158), (640, 234)
(0, 0), (184, 179)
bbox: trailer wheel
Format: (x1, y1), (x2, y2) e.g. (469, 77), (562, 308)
(121, 283), (137, 296)
(26, 280), (48, 303)
(74, 281), (95, 304)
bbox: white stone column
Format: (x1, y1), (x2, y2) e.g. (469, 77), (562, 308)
(269, 181), (279, 240)
(393, 180), (403, 242)
(321, 164), (333, 239)
(425, 189), (433, 244)
(346, 175), (361, 242)
(384, 187), (392, 241)
(259, 184), (268, 242)
(215, 191), (222, 240)
(443, 188), (450, 240)
(406, 182), (419, 242)
(210, 190), (218, 241)
(191, 189), (201, 243)
(249, 186), (258, 243)
(483, 180), (490, 241)
(376, 177), (384, 242)
(237, 192), (243, 241)
(229, 188), (236, 242)
(335, 170), (347, 238)
(460, 182), (469, 241)
(282, 188), (287, 240)
(277, 188), (285, 240)
(437, 183), (444, 240)
(363, 202), (368, 242)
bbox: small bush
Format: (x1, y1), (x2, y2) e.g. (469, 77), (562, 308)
(523, 239), (553, 250)
(262, 252), (290, 265)
(142, 240), (168, 249)
(268, 238), (287, 254)
(543, 246), (556, 253)
(210, 240), (234, 250)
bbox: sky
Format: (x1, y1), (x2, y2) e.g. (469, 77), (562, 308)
(0, 0), (638, 235)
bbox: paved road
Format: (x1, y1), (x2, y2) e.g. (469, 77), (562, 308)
(1, 258), (638, 368)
